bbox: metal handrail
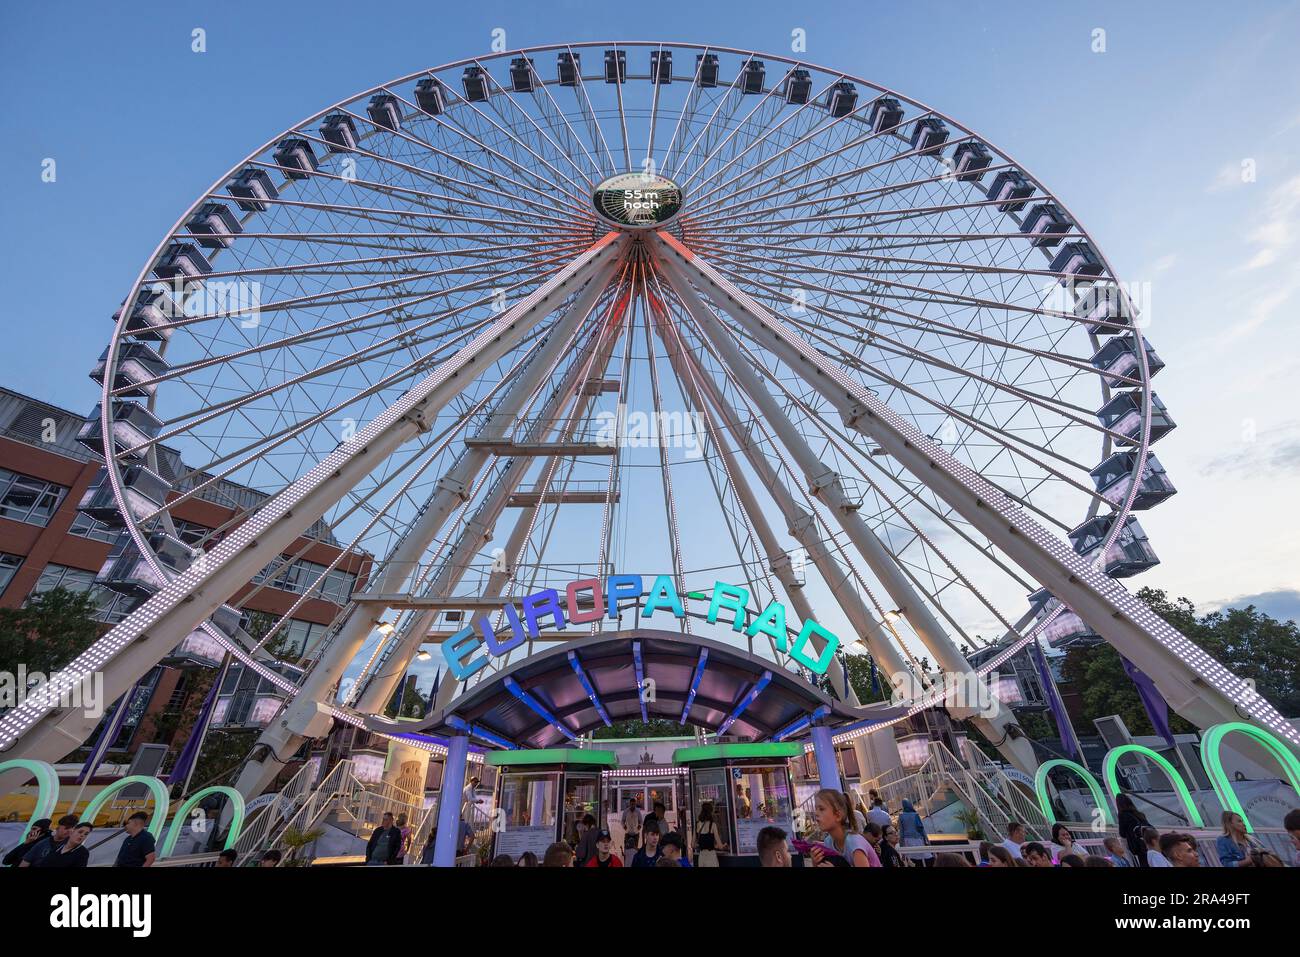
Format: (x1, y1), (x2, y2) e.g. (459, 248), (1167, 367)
(229, 758), (332, 860)
(235, 759), (354, 865)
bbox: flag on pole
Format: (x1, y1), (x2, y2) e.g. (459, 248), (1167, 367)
(1120, 655), (1176, 747)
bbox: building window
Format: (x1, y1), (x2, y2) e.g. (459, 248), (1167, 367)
(68, 513), (124, 545)
(31, 562), (136, 624)
(0, 552), (22, 594)
(253, 556), (356, 604)
(0, 468), (68, 527)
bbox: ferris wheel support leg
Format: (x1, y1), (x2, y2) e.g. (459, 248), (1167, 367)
(232, 248), (627, 802)
(0, 234), (628, 783)
(352, 307), (628, 715)
(661, 263), (1036, 772)
(650, 302), (857, 704)
(651, 231), (1299, 754)
(659, 273), (912, 690)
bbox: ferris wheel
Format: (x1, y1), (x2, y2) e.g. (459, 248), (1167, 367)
(2, 41), (1292, 782)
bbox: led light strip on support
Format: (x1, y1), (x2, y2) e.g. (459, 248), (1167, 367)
(632, 640), (648, 723)
(446, 715), (518, 751)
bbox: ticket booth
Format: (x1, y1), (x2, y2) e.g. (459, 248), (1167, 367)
(485, 749), (616, 861)
(674, 742), (801, 861)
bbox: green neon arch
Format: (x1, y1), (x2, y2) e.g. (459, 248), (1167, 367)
(1200, 722), (1300, 834)
(160, 786), (245, 858)
(1102, 745), (1204, 828)
(80, 775), (170, 837)
(1034, 759), (1114, 827)
(0, 759), (60, 838)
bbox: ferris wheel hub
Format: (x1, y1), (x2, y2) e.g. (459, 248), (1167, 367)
(592, 172), (683, 230)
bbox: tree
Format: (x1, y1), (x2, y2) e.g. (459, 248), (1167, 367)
(1053, 587), (1299, 736)
(842, 652), (891, 705)
(0, 586), (102, 676)
(593, 718), (682, 739)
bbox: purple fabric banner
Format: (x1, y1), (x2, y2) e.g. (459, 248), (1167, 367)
(77, 681), (138, 784)
(1032, 641), (1082, 761)
(1120, 655), (1176, 747)
(166, 666), (225, 787)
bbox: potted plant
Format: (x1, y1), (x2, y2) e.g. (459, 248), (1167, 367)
(279, 825), (326, 866)
(954, 807), (985, 841)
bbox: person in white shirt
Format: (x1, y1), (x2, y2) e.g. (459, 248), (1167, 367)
(866, 799), (892, 829)
(1142, 827), (1172, 867)
(621, 797), (643, 853)
(462, 776), (483, 819)
(999, 821), (1025, 859)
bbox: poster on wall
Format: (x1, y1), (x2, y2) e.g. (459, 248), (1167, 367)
(734, 812), (794, 855)
(494, 824), (555, 861)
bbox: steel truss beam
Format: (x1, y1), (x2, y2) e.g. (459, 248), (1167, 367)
(353, 302), (627, 714)
(0, 233), (628, 788)
(650, 230), (1299, 754)
(654, 250), (1037, 772)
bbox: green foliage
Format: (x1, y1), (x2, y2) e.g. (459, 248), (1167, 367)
(1054, 587), (1300, 735)
(954, 806), (984, 839)
(0, 586), (102, 675)
(842, 652), (891, 705)
(592, 718), (683, 739)
(280, 825), (326, 865)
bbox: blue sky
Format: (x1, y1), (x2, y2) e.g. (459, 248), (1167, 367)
(2, 0), (1299, 622)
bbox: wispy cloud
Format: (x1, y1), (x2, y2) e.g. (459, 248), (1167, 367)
(1201, 420), (1300, 477)
(1204, 588), (1300, 624)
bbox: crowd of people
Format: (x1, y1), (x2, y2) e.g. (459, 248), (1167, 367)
(9, 785), (1297, 869)
(473, 788), (1300, 869)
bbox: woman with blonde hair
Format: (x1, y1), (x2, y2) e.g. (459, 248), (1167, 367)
(1214, 811), (1258, 867)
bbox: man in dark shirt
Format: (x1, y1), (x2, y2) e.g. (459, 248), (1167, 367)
(3, 818), (49, 867)
(35, 823), (93, 868)
(19, 814), (78, 867)
(366, 812), (403, 866)
(115, 811), (157, 867)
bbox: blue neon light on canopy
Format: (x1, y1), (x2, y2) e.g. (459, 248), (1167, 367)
(445, 716), (517, 751)
(632, 640), (648, 723)
(567, 650), (612, 727)
(680, 647), (709, 724)
(773, 704), (830, 742)
(718, 670), (772, 736)
(505, 676), (576, 741)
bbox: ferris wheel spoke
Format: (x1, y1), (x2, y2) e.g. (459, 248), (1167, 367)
(677, 72), (864, 200)
(691, 160), (1021, 230)
(269, 125), (592, 226)
(127, 246), (574, 365)
(673, 62), (809, 190)
(686, 105), (952, 219)
(394, 78), (600, 201)
(665, 52), (760, 181)
(458, 60), (597, 195)
(695, 242), (1123, 369)
(658, 270), (958, 674)
(706, 259), (1122, 445)
(559, 45), (619, 179)
(710, 295), (1093, 531)
(133, 262), (570, 439)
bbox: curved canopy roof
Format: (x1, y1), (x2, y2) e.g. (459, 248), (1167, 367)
(392, 628), (896, 750)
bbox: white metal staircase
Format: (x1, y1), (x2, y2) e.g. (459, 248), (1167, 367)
(232, 759), (426, 865)
(853, 741), (1052, 843)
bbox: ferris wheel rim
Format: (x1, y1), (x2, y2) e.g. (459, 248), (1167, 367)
(97, 38), (1156, 681)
